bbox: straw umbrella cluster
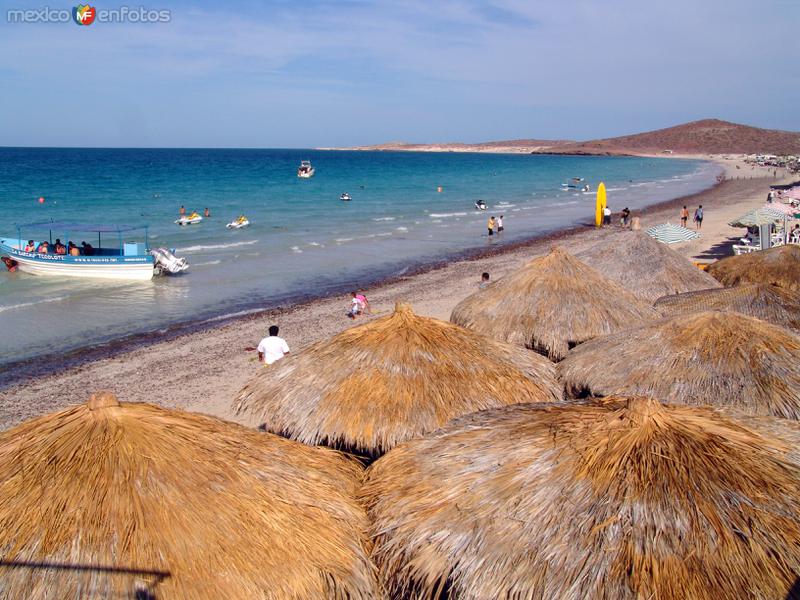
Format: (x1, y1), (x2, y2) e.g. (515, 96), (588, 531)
(558, 310), (800, 418)
(361, 398), (800, 600)
(707, 243), (800, 291)
(0, 392), (380, 599)
(7, 217), (800, 598)
(655, 283), (800, 331)
(575, 231), (721, 301)
(235, 302), (560, 457)
(450, 247), (658, 360)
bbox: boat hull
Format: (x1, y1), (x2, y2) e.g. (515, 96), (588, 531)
(0, 243), (154, 281)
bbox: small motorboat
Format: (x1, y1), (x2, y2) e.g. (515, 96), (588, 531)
(227, 216), (250, 229)
(175, 213), (203, 226)
(297, 160), (315, 178)
(475, 200), (487, 211)
(340, 193), (352, 201)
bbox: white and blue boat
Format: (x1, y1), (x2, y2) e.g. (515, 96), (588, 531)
(0, 222), (157, 281)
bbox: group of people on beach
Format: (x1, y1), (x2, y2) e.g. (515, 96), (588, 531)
(680, 205), (704, 230)
(487, 215), (504, 236)
(24, 239), (95, 256)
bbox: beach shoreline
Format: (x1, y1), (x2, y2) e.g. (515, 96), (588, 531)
(0, 157), (792, 431)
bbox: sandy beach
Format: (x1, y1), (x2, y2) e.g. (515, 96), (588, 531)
(0, 157), (792, 431)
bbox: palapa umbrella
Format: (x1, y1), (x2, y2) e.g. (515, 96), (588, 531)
(707, 243), (800, 291)
(558, 310), (800, 418)
(645, 222), (700, 244)
(575, 231), (721, 301)
(654, 283), (800, 331)
(361, 397), (800, 600)
(0, 392), (380, 600)
(450, 247), (658, 361)
(234, 302), (560, 456)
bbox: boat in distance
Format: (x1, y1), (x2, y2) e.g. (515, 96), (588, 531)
(340, 193), (352, 201)
(0, 222), (186, 281)
(297, 160), (315, 178)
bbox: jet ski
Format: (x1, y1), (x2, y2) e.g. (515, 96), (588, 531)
(340, 193), (352, 201)
(475, 200), (487, 211)
(175, 213), (203, 226)
(227, 216), (250, 229)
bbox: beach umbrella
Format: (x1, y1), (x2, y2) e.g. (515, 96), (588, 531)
(450, 247), (658, 361)
(645, 222), (700, 244)
(654, 283), (800, 331)
(707, 244), (800, 291)
(765, 202), (797, 215)
(558, 310), (800, 418)
(234, 302), (561, 457)
(728, 207), (786, 228)
(575, 231), (721, 301)
(0, 392), (380, 599)
(361, 397), (800, 600)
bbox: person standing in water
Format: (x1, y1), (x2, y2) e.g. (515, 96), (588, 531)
(487, 216), (496, 236)
(497, 215), (504, 234)
(204, 207), (211, 218)
(179, 205), (186, 217)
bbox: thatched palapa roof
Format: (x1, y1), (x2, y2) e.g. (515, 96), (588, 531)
(558, 310), (800, 418)
(0, 392), (380, 599)
(654, 283), (800, 331)
(707, 244), (800, 291)
(575, 231), (721, 301)
(450, 247), (658, 360)
(361, 397), (800, 600)
(235, 302), (560, 456)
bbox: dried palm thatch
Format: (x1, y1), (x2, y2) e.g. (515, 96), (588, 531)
(450, 247), (659, 361)
(234, 302), (560, 457)
(655, 283), (800, 331)
(707, 244), (800, 291)
(575, 231), (721, 301)
(361, 397), (800, 600)
(558, 310), (800, 418)
(0, 392), (380, 600)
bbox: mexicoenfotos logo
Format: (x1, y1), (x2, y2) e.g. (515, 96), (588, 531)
(6, 5), (171, 24)
(73, 4), (96, 25)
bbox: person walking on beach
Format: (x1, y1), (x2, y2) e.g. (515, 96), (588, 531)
(680, 205), (689, 227)
(497, 215), (504, 234)
(257, 325), (290, 366)
(487, 216), (496, 236)
(694, 205), (704, 230)
(620, 207), (630, 228)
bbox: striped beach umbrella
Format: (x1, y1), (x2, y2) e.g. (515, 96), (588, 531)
(646, 223), (700, 244)
(765, 202), (797, 216)
(729, 207), (786, 228)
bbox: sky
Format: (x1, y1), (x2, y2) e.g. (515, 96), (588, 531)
(0, 0), (797, 148)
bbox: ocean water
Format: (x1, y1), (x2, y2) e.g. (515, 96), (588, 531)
(0, 148), (718, 371)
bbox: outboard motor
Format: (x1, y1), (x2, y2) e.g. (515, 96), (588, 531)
(151, 247), (189, 275)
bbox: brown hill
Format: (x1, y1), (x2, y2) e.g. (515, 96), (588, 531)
(540, 119), (800, 156)
(341, 120), (800, 156)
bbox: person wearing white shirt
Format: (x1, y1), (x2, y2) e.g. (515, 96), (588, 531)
(257, 325), (290, 366)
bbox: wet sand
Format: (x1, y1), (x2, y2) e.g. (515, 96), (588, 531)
(0, 159), (792, 430)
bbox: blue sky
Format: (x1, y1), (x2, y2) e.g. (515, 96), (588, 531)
(0, 0), (797, 147)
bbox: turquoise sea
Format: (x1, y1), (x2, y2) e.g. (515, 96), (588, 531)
(0, 148), (719, 375)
